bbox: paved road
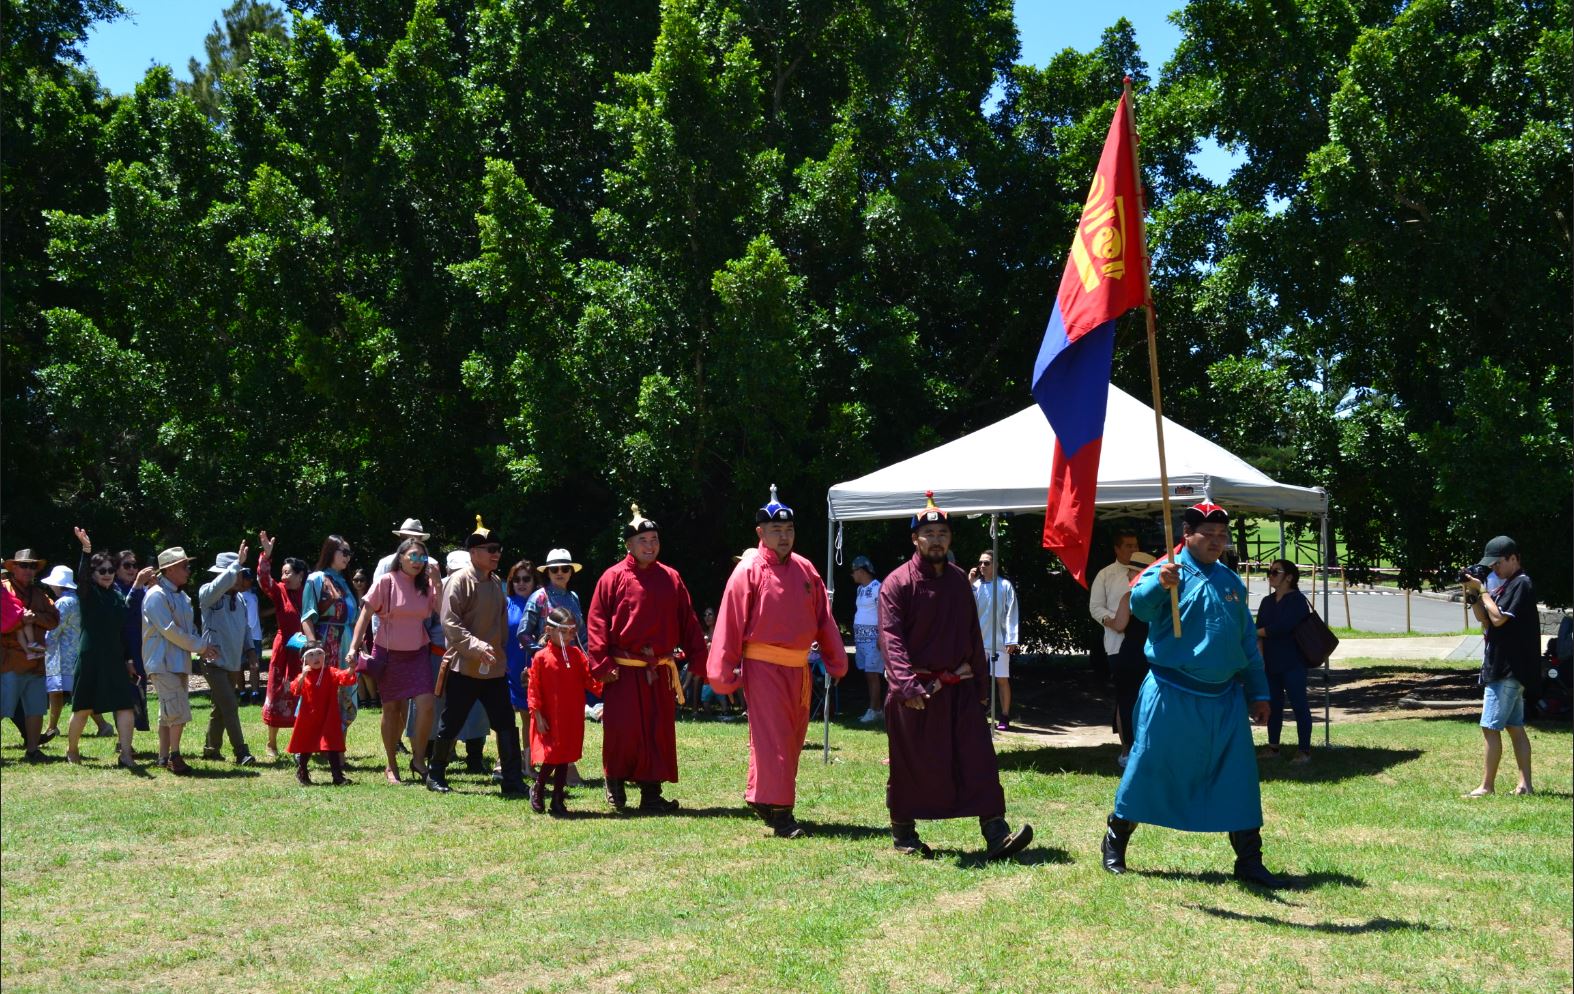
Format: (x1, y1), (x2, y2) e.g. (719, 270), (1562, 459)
(1241, 575), (1474, 635)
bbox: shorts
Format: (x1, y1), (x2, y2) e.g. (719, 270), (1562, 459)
(853, 626), (884, 674)
(1481, 677), (1525, 730)
(986, 646), (1010, 678)
(0, 671), (47, 718)
(149, 671), (192, 727)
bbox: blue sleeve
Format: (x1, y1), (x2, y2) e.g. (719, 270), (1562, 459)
(300, 575), (320, 623)
(1129, 566), (1169, 621)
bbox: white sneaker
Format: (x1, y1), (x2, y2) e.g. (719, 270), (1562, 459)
(1117, 751), (1130, 769)
(858, 708), (880, 723)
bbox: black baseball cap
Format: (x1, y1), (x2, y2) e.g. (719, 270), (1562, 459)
(1476, 535), (1518, 567)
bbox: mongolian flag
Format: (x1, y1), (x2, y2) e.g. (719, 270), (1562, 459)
(1032, 89), (1148, 586)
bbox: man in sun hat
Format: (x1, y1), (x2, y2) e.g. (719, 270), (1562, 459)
(1101, 501), (1288, 887)
(880, 493), (1033, 861)
(198, 541), (257, 766)
(708, 486), (848, 838)
(143, 545), (220, 773)
(1461, 535), (1536, 797)
(2, 549), (60, 761)
(586, 503), (707, 813)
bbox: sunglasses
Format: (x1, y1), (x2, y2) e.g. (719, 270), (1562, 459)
(118, 562), (137, 570)
(511, 575), (532, 584)
(479, 544), (503, 554)
(337, 547), (353, 556)
(406, 553), (429, 564)
(1266, 569), (1284, 576)
(547, 566), (571, 574)
(93, 567), (116, 576)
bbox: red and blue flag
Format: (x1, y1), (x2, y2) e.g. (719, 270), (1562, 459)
(1032, 90), (1147, 586)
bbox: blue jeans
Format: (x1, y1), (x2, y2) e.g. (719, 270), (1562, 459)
(1266, 664), (1312, 753)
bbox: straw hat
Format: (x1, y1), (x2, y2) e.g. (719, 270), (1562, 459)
(4, 549), (46, 571)
(155, 547), (193, 572)
(393, 517), (430, 540)
(536, 548), (583, 573)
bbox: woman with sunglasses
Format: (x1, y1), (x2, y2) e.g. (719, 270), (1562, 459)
(502, 559), (537, 762)
(300, 535), (361, 732)
(1255, 559), (1314, 764)
(65, 527), (147, 768)
(346, 538), (441, 783)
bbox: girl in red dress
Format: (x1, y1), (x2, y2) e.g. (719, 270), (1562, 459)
(288, 641), (358, 785)
(528, 608), (602, 814)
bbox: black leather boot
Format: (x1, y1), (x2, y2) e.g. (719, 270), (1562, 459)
(606, 777), (627, 811)
(771, 806), (807, 839)
(891, 820), (933, 858)
(1229, 830), (1289, 888)
(426, 738), (455, 793)
(295, 752), (312, 786)
(1102, 814), (1136, 874)
(981, 816), (1033, 860)
(463, 737), (487, 775)
(327, 751), (349, 786)
(496, 734), (527, 797)
(638, 781), (679, 813)
(529, 765), (548, 813)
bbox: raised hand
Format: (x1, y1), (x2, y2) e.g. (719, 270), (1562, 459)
(237, 538), (250, 564)
(258, 531), (275, 557)
(74, 526), (91, 552)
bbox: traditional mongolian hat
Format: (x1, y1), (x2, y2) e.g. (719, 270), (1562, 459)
(909, 491), (950, 531)
(625, 503), (659, 539)
(755, 484), (794, 524)
(1182, 501), (1230, 526)
(464, 515), (500, 549)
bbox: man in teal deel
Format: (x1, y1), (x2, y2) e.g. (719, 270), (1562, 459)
(1100, 501), (1289, 888)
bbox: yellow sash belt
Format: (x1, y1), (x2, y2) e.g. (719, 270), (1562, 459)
(742, 642), (812, 711)
(613, 655), (685, 705)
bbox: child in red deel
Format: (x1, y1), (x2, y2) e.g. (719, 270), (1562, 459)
(289, 640), (358, 785)
(528, 607), (602, 814)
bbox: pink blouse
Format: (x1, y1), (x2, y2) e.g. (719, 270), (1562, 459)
(365, 569), (439, 651)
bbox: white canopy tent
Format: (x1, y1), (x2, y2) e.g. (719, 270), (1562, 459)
(816, 385), (1333, 754)
(825, 384), (1328, 522)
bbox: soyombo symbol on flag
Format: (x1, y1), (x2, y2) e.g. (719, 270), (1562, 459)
(1031, 89), (1147, 586)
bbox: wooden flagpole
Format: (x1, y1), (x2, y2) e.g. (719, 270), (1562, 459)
(1123, 76), (1182, 638)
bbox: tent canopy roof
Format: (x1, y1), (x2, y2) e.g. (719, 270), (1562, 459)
(827, 385), (1327, 522)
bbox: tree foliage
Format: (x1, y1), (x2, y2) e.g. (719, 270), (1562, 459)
(2, 0), (1568, 646)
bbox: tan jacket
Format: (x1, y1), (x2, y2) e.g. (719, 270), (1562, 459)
(441, 564), (506, 680)
(1, 577), (60, 675)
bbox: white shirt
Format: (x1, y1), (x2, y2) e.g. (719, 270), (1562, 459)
(972, 576), (1019, 653)
(241, 589), (262, 643)
(1089, 560), (1134, 655)
(853, 579), (881, 627)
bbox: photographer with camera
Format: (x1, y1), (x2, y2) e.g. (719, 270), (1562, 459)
(1461, 536), (1536, 797)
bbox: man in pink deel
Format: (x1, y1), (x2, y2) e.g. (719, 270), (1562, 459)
(708, 486), (847, 838)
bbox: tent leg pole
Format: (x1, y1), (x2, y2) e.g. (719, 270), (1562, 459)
(825, 520), (835, 765)
(989, 514), (999, 734)
(1322, 512), (1331, 749)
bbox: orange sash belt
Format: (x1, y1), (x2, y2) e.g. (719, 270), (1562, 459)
(743, 641), (813, 711)
(613, 655), (685, 705)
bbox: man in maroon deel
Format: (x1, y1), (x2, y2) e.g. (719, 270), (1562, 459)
(586, 504), (707, 813)
(879, 492), (1033, 860)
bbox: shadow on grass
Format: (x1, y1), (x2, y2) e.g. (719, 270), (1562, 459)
(997, 743), (1422, 784)
(1413, 712), (1573, 732)
(1134, 868), (1368, 895)
(178, 765), (263, 780)
(950, 844), (1073, 869)
(1189, 904), (1436, 934)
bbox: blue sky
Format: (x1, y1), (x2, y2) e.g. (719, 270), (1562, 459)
(84, 1), (1234, 179)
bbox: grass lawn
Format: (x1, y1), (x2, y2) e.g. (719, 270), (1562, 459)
(2, 681), (1570, 994)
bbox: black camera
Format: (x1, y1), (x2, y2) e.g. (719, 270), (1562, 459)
(1458, 563), (1491, 584)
